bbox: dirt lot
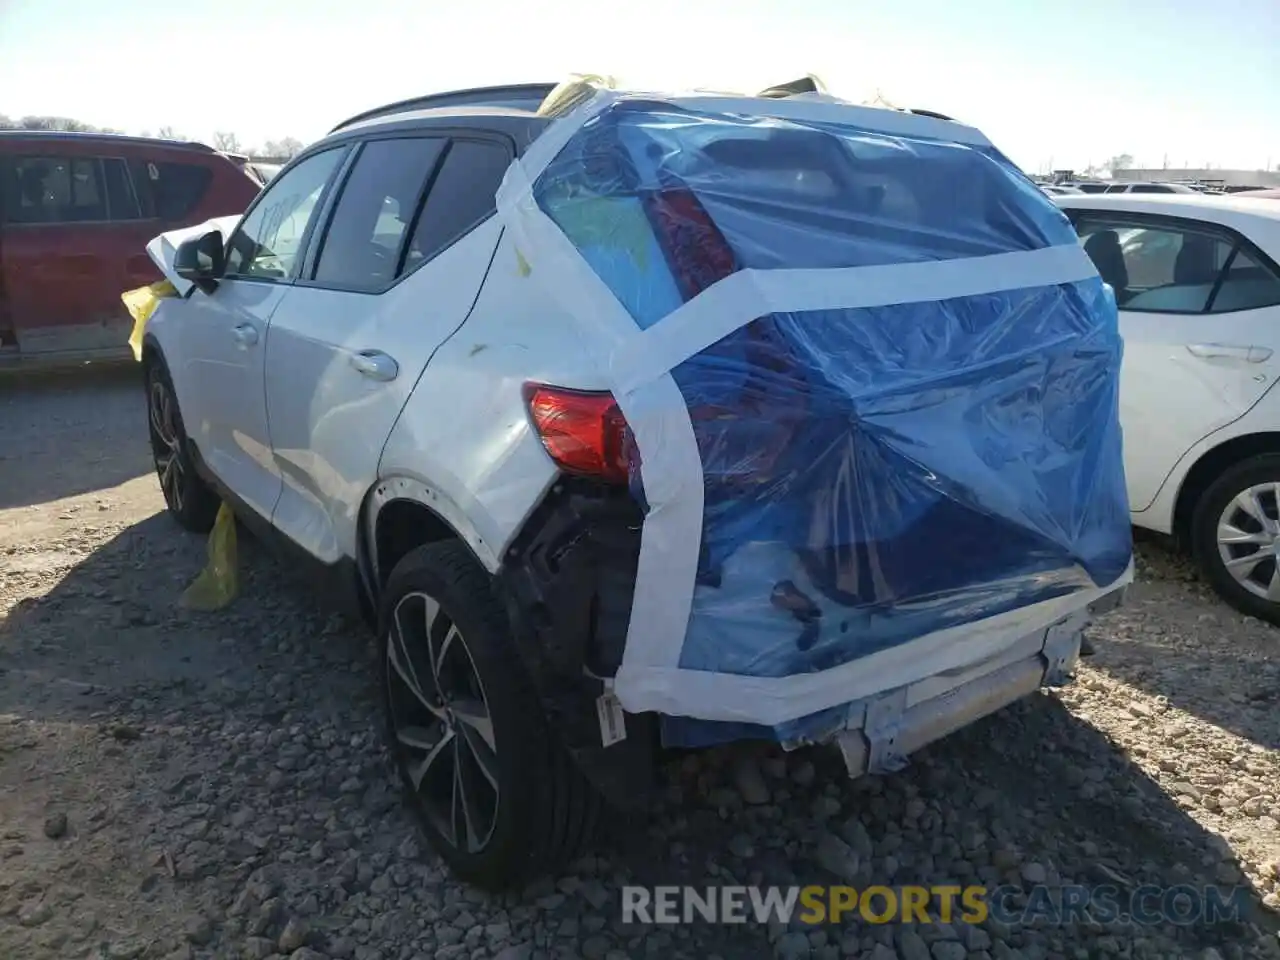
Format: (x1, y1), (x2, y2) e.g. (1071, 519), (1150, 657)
(1, 366), (1278, 960)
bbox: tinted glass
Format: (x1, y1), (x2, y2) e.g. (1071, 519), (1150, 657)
(405, 140), (511, 268)
(3, 157), (113, 223)
(1077, 216), (1244, 313)
(148, 161), (213, 220)
(102, 158), (141, 219)
(225, 148), (345, 281)
(1211, 248), (1280, 312)
(313, 137), (446, 290)
(13, 158), (72, 222)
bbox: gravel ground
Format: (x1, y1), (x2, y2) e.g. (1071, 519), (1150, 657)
(0, 365), (1277, 960)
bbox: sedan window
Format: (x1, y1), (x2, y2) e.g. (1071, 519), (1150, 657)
(1074, 213), (1280, 314)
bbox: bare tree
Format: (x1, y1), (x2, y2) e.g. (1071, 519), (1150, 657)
(3, 115), (122, 134)
(1105, 153), (1135, 173)
(261, 136), (304, 159)
(157, 125), (182, 141)
(212, 131), (242, 153)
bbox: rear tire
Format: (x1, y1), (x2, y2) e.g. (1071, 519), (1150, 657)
(378, 541), (602, 889)
(145, 357), (220, 533)
(1190, 453), (1280, 626)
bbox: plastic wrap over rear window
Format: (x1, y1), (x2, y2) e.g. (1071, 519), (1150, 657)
(533, 102), (1076, 329)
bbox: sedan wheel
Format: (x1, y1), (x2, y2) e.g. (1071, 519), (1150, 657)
(1215, 482), (1280, 602)
(1191, 453), (1280, 627)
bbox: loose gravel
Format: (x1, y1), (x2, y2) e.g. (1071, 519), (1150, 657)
(0, 366), (1277, 960)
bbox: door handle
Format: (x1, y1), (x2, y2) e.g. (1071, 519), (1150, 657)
(349, 349), (399, 382)
(1186, 343), (1272, 363)
(231, 323), (259, 347)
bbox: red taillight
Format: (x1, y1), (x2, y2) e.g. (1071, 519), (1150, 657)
(641, 183), (806, 479)
(641, 187), (739, 299)
(524, 384), (632, 484)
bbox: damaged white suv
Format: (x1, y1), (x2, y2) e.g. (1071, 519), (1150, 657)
(139, 77), (1133, 888)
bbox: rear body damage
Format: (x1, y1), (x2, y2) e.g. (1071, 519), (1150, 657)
(134, 78), (1131, 886)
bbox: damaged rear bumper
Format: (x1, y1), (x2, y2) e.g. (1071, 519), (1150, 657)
(499, 478), (1129, 803)
(829, 585), (1124, 777)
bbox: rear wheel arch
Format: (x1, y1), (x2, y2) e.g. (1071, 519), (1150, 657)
(362, 481), (497, 601)
(1172, 432), (1280, 545)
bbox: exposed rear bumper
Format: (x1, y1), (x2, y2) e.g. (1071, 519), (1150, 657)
(830, 584), (1125, 777)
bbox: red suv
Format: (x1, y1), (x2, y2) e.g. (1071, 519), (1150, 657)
(0, 132), (262, 366)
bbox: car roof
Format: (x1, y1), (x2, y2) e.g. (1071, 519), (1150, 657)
(0, 129), (219, 155)
(1052, 192), (1280, 256)
(318, 79), (975, 159)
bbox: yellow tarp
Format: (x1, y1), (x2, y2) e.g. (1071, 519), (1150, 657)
(121, 279), (178, 362)
(179, 502), (239, 611)
(121, 280), (239, 610)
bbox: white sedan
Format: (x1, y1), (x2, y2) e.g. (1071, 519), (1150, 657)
(1055, 193), (1280, 623)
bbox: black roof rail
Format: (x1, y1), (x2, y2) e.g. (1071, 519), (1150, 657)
(906, 107), (958, 122)
(0, 129), (218, 153)
(329, 83), (560, 134)
(757, 76), (826, 99)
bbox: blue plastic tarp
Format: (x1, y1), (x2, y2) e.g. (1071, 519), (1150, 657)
(531, 97), (1132, 743)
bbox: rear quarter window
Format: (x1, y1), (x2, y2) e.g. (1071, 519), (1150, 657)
(404, 139), (512, 268)
(132, 159), (214, 221)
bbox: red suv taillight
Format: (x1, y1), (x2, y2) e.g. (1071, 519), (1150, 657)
(641, 184), (803, 477)
(524, 384), (632, 484)
(641, 186), (739, 297)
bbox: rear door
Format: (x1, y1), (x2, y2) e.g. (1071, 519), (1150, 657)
(0, 152), (155, 356)
(1072, 210), (1280, 510)
(262, 133), (512, 563)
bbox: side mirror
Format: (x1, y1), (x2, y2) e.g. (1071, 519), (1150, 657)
(173, 231), (224, 293)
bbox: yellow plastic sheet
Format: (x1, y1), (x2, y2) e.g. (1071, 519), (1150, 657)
(179, 502), (239, 611)
(122, 279), (239, 610)
(121, 279), (179, 362)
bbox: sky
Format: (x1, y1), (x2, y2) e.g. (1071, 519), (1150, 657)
(0, 0), (1276, 174)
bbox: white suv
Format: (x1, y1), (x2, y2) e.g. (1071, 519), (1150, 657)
(139, 80), (1132, 888)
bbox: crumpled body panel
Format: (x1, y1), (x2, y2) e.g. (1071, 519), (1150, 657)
(509, 93), (1131, 736)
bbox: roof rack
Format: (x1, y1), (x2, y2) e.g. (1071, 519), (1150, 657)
(329, 83), (559, 133)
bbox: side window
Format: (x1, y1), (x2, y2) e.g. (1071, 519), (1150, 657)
(101, 158), (142, 220)
(5, 157), (108, 223)
(1076, 216), (1270, 314)
(405, 139), (512, 268)
(148, 162), (213, 220)
(224, 149), (345, 281)
(312, 137), (447, 291)
(1212, 248), (1280, 313)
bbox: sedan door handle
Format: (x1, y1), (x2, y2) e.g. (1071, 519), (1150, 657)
(1187, 343), (1272, 363)
(349, 349), (399, 382)
(231, 323), (259, 347)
